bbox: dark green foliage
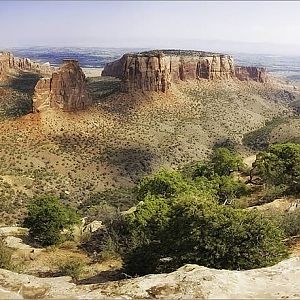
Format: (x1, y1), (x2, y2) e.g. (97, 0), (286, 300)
(136, 169), (194, 200)
(123, 194), (288, 275)
(255, 143), (300, 193)
(212, 175), (250, 204)
(23, 196), (81, 246)
(210, 148), (244, 176)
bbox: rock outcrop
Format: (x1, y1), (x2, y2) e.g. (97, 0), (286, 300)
(0, 257), (299, 299)
(235, 66), (267, 83)
(0, 51), (53, 81)
(102, 49), (267, 92)
(33, 60), (91, 112)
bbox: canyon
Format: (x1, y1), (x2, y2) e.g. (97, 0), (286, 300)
(102, 50), (267, 92)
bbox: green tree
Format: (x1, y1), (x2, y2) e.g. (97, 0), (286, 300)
(123, 193), (288, 275)
(136, 169), (194, 200)
(212, 175), (249, 205)
(210, 147), (244, 176)
(23, 196), (81, 246)
(255, 143), (300, 192)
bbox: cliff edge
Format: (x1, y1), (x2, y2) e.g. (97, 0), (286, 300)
(102, 49), (267, 92)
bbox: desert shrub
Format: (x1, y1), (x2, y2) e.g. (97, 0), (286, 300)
(210, 147), (244, 176)
(258, 184), (289, 204)
(213, 138), (238, 153)
(23, 195), (81, 246)
(136, 169), (194, 200)
(0, 238), (13, 270)
(123, 193), (288, 276)
(185, 148), (244, 179)
(281, 209), (300, 237)
(58, 257), (84, 282)
(242, 117), (287, 150)
(255, 143), (300, 193)
(212, 175), (250, 204)
(79, 188), (137, 221)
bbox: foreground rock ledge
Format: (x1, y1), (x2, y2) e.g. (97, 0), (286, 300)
(102, 49), (267, 92)
(33, 59), (91, 112)
(0, 257), (299, 299)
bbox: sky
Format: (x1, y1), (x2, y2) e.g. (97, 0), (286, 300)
(1, 1), (300, 55)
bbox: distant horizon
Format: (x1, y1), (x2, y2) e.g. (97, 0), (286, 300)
(2, 1), (300, 56)
(3, 44), (300, 58)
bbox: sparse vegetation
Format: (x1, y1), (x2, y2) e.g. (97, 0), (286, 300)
(0, 238), (14, 270)
(58, 257), (85, 282)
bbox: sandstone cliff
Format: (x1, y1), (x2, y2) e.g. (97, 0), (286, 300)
(33, 60), (91, 112)
(0, 51), (54, 81)
(102, 50), (267, 92)
(235, 66), (267, 83)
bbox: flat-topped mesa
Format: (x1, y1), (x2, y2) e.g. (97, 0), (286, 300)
(0, 51), (54, 80)
(102, 50), (235, 92)
(102, 49), (267, 92)
(33, 59), (91, 112)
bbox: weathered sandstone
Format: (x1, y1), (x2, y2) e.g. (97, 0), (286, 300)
(0, 257), (299, 298)
(0, 51), (53, 80)
(33, 60), (91, 112)
(235, 66), (267, 83)
(102, 50), (267, 92)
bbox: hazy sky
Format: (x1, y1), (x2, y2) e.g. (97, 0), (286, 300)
(1, 1), (300, 55)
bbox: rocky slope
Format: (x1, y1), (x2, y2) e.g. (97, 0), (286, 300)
(0, 51), (53, 81)
(33, 60), (91, 112)
(0, 256), (299, 299)
(102, 50), (267, 92)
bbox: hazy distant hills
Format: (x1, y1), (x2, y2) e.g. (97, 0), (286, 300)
(4, 47), (300, 84)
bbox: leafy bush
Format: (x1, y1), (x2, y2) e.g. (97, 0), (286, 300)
(123, 193), (288, 276)
(210, 148), (244, 176)
(255, 143), (300, 193)
(136, 169), (194, 200)
(23, 196), (81, 246)
(186, 148), (244, 179)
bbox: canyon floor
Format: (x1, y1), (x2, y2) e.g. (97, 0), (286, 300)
(0, 73), (299, 224)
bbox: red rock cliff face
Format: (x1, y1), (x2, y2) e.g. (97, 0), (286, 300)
(235, 66), (267, 83)
(33, 60), (91, 112)
(102, 50), (267, 92)
(0, 51), (54, 80)
(102, 50), (235, 92)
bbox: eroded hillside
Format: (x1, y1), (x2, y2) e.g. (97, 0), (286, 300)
(0, 74), (297, 224)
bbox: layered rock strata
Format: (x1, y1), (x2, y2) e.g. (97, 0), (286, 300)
(102, 50), (267, 92)
(235, 66), (267, 83)
(0, 51), (54, 80)
(33, 60), (91, 112)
